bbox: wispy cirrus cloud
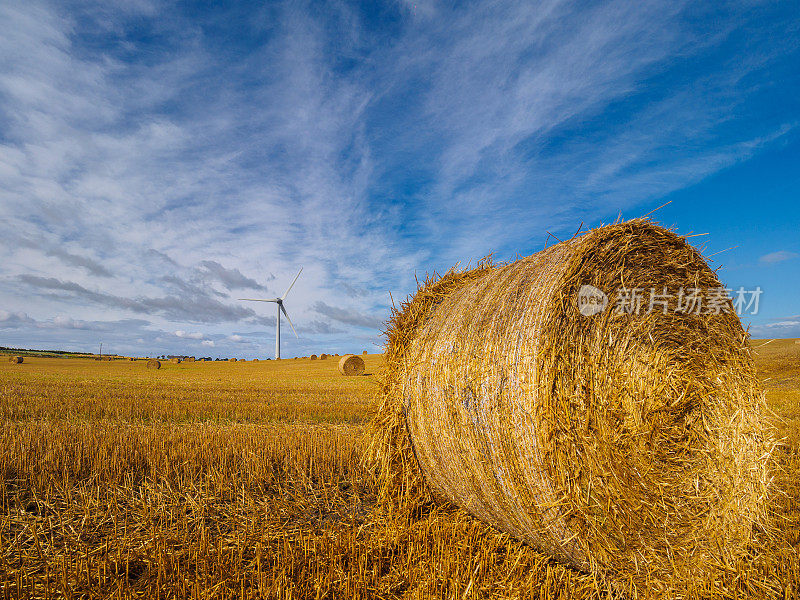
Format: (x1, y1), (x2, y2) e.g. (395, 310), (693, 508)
(760, 251), (799, 264)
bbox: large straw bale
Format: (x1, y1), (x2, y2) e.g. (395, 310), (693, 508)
(372, 219), (777, 596)
(146, 359), (161, 370)
(310, 354), (318, 360)
(9, 356), (23, 364)
(338, 354), (365, 376)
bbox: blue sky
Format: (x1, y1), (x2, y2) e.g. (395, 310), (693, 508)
(0, 0), (798, 358)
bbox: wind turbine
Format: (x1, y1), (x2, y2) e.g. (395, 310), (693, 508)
(239, 267), (302, 359)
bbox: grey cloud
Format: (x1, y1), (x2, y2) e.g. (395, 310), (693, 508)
(0, 311), (36, 328)
(11, 236), (114, 277)
(300, 319), (345, 335)
(161, 275), (227, 298)
(199, 261), (267, 291)
(17, 275), (262, 324)
(340, 282), (369, 298)
(45, 247), (114, 278)
(312, 301), (384, 329)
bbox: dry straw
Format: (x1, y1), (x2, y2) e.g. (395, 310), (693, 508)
(9, 356), (23, 364)
(371, 219), (778, 596)
(338, 354), (365, 376)
(146, 359), (161, 370)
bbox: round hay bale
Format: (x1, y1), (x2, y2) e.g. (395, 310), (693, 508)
(185, 356), (195, 363)
(9, 356), (23, 364)
(375, 220), (775, 594)
(310, 354), (318, 360)
(338, 354), (365, 376)
(169, 357), (181, 364)
(320, 353), (328, 360)
(253, 358), (259, 362)
(146, 359), (161, 370)
(229, 358), (237, 362)
(128, 357), (135, 361)
(362, 350), (368, 355)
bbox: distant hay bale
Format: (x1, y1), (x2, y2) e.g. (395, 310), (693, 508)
(253, 358), (259, 362)
(320, 353), (328, 360)
(9, 356), (23, 364)
(372, 220), (776, 595)
(310, 354), (318, 360)
(170, 357), (181, 364)
(229, 358), (237, 362)
(146, 359), (161, 370)
(338, 354), (365, 376)
(362, 350), (367, 355)
(185, 357), (195, 363)
(128, 357), (135, 361)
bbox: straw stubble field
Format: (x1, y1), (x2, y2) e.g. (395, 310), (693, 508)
(0, 347), (797, 599)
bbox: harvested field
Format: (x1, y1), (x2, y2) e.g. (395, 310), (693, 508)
(0, 344), (796, 598)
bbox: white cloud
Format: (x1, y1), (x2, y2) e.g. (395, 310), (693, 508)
(760, 251), (799, 264)
(174, 330), (204, 340)
(201, 339), (215, 347)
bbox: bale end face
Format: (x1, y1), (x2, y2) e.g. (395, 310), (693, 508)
(338, 354), (365, 376)
(146, 359), (161, 370)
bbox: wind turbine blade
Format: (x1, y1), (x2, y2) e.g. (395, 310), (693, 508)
(281, 267), (303, 300)
(280, 304), (299, 338)
(238, 298), (280, 302)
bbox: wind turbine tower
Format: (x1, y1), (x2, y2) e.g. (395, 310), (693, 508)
(239, 267), (302, 359)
